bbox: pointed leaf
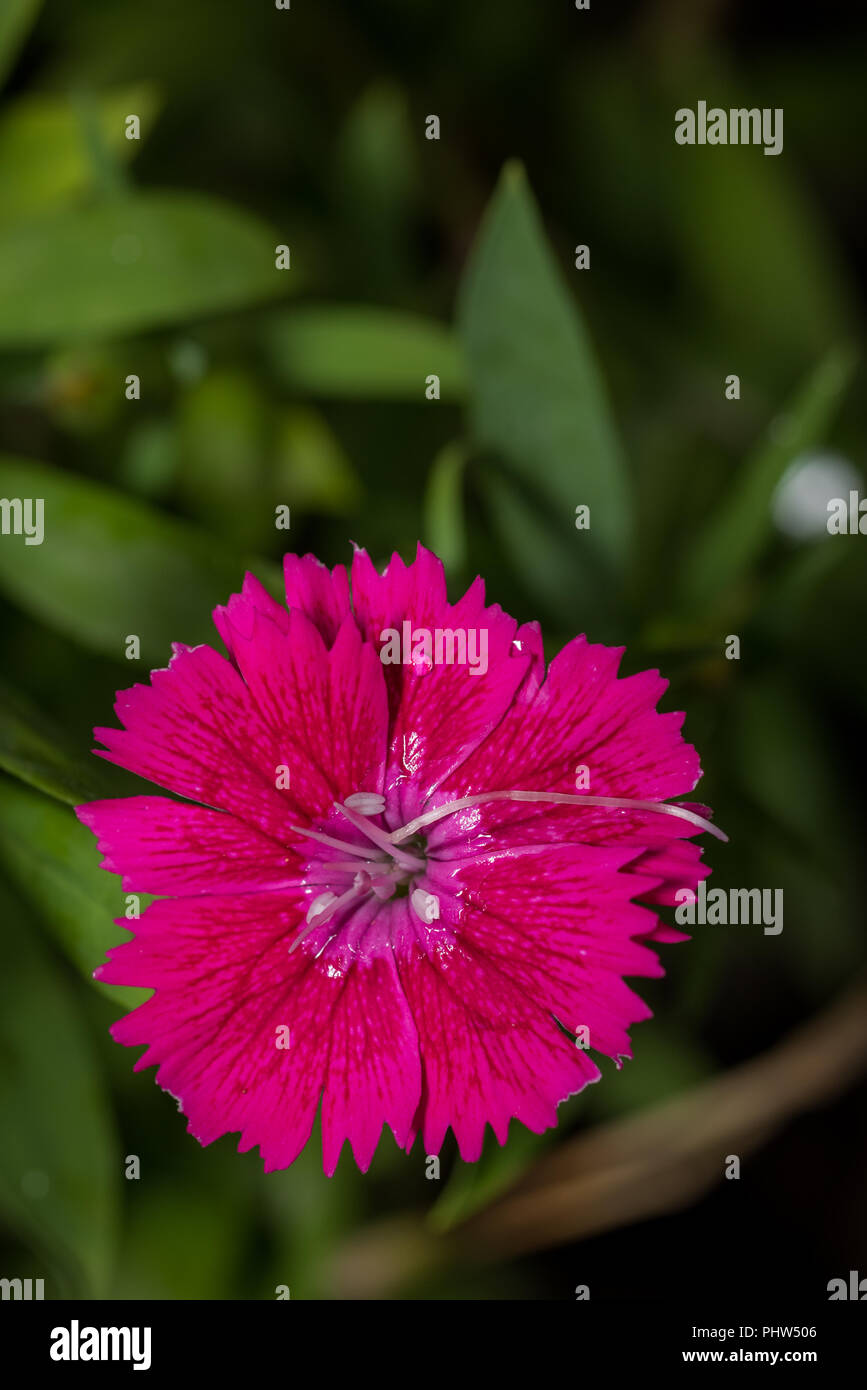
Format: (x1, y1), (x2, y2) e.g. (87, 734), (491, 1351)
(458, 161), (630, 567)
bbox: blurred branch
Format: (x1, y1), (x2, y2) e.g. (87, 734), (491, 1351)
(456, 979), (867, 1259)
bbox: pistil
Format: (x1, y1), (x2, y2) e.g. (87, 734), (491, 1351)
(389, 790), (728, 844)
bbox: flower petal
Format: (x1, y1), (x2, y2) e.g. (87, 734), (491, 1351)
(397, 921), (599, 1161)
(283, 553), (351, 647)
(94, 643), (307, 837)
(220, 608), (388, 812)
(350, 545), (532, 818)
(445, 843), (662, 1061)
(76, 796), (303, 896)
(100, 893), (419, 1173)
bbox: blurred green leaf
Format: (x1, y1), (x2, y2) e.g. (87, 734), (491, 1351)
(0, 779), (149, 1008)
(114, 1180), (245, 1299)
(457, 161), (630, 568)
(0, 676), (124, 804)
(672, 121), (853, 385)
(423, 440), (469, 575)
(0, 880), (119, 1295)
(178, 369), (271, 545)
(262, 1131), (363, 1299)
(0, 85), (160, 225)
(751, 831), (861, 995)
(0, 192), (287, 347)
(588, 1022), (714, 1118)
(679, 346), (857, 611)
(731, 677), (849, 861)
(274, 405), (361, 515)
(0, 455), (279, 664)
(118, 417), (180, 499)
(334, 82), (418, 294)
(335, 82), (417, 218)
(0, 0), (42, 89)
(268, 305), (465, 400)
(480, 464), (614, 631)
(430, 1126), (552, 1233)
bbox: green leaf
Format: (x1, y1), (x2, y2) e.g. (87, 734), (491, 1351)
(679, 346), (857, 611)
(114, 1179), (247, 1300)
(334, 82), (418, 294)
(0, 455), (278, 664)
(0, 0), (42, 90)
(268, 305), (465, 400)
(274, 406), (361, 515)
(0, 676), (128, 805)
(423, 440), (469, 575)
(457, 161), (631, 568)
(0, 779), (149, 1008)
(672, 117), (853, 386)
(479, 464), (616, 631)
(0, 85), (160, 225)
(178, 369), (272, 546)
(0, 879), (119, 1296)
(0, 192), (288, 347)
(731, 678), (848, 860)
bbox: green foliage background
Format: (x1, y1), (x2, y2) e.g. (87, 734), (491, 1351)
(0, 0), (865, 1300)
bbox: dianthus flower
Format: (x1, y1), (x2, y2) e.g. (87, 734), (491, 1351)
(77, 545), (722, 1172)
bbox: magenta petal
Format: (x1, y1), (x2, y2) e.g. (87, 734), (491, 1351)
(103, 893), (334, 1168)
(283, 552), (351, 646)
(103, 893), (421, 1174)
(213, 571), (288, 665)
(93, 643), (309, 838)
(398, 939), (599, 1161)
(76, 796), (303, 895)
(349, 545), (533, 817)
(221, 607), (389, 812)
(451, 844), (661, 1061)
(319, 945), (421, 1175)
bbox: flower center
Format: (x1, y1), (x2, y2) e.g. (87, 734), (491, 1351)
(289, 788), (726, 955)
(289, 795), (437, 953)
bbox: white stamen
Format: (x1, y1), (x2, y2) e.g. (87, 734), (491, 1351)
(290, 824), (382, 860)
(390, 790), (728, 844)
(411, 888), (441, 923)
(335, 800), (427, 871)
(290, 874), (370, 954)
(344, 791), (387, 815)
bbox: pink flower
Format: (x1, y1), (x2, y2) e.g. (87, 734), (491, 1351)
(76, 545), (722, 1174)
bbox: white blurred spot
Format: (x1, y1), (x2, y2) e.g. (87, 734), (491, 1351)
(772, 452), (862, 539)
